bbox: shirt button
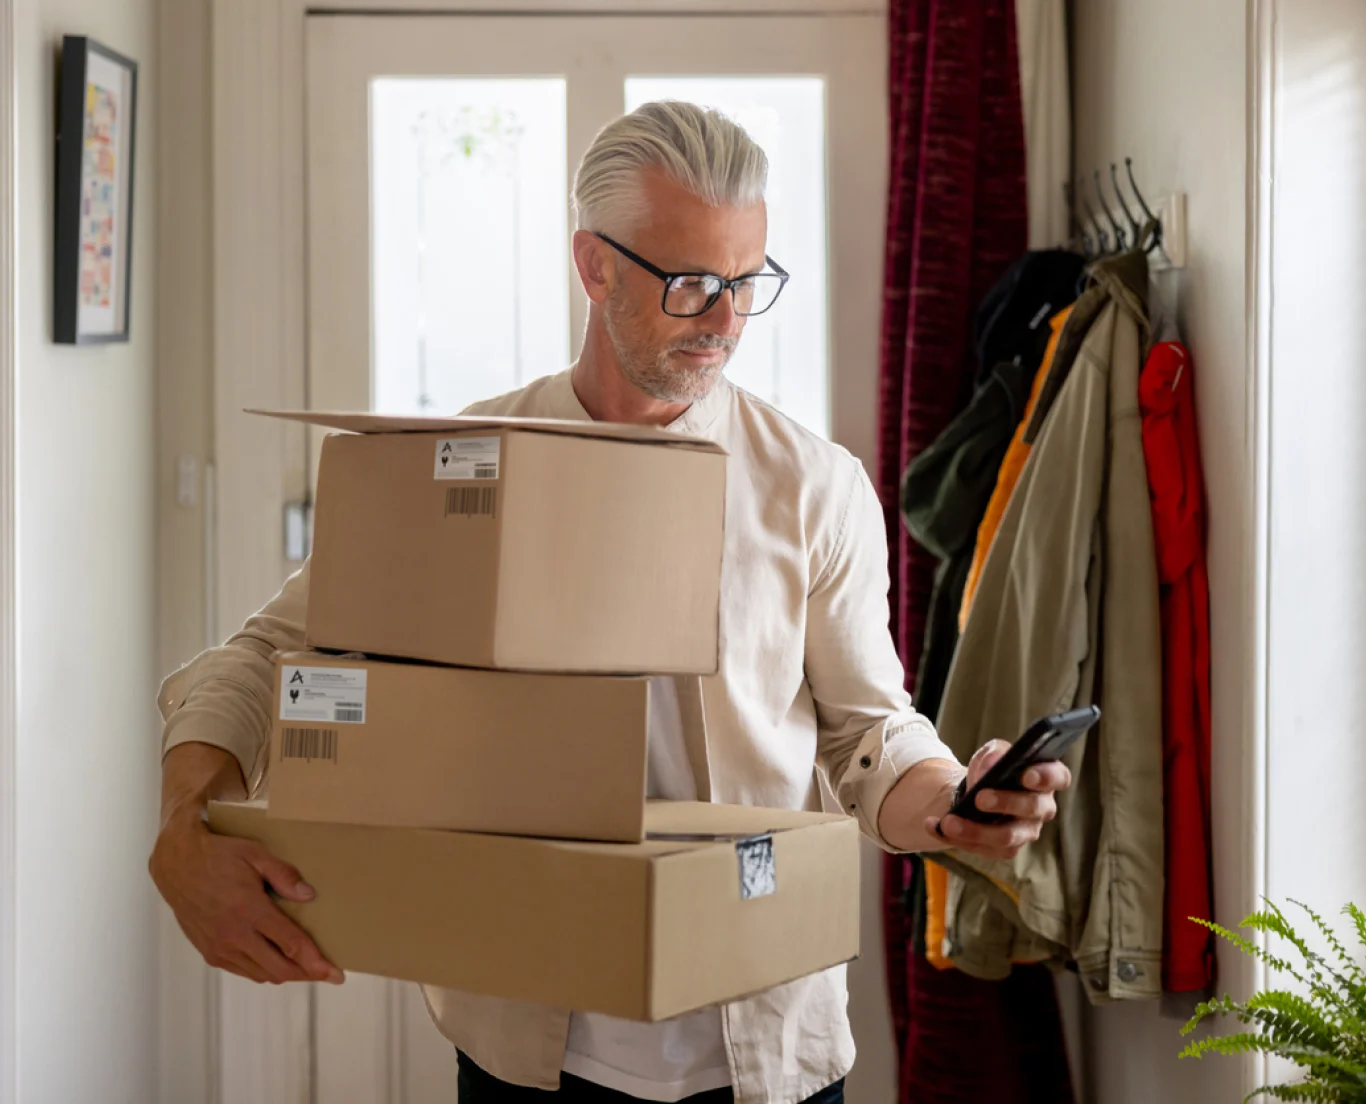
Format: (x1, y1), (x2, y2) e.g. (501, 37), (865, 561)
(859, 755), (872, 769)
(1089, 976), (1106, 992)
(1117, 961), (1138, 983)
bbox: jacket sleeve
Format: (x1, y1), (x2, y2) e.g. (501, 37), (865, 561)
(806, 454), (957, 852)
(158, 561), (310, 795)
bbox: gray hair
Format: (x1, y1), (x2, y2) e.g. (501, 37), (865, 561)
(572, 101), (769, 236)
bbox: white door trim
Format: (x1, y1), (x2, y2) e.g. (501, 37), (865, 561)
(205, 3), (889, 1099)
(209, 0), (312, 1100)
(0, 0), (19, 1096)
(1245, 0), (1276, 1095)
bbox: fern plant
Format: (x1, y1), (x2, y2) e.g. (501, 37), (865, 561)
(1179, 898), (1366, 1102)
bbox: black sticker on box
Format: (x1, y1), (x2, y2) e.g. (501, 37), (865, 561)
(736, 834), (776, 900)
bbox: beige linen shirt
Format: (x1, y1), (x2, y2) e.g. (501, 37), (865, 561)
(159, 371), (954, 1104)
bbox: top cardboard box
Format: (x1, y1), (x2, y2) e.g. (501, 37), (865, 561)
(257, 411), (727, 674)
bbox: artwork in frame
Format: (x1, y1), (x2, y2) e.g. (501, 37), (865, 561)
(53, 35), (138, 345)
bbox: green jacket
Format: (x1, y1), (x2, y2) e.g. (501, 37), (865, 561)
(931, 248), (1165, 1003)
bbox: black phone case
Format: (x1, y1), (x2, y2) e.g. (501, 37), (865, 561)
(944, 705), (1101, 827)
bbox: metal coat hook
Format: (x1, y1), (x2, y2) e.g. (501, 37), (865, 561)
(1124, 156), (1163, 249)
(1110, 162), (1141, 241)
(1062, 180), (1095, 257)
(1092, 169), (1127, 251)
(1077, 184), (1110, 256)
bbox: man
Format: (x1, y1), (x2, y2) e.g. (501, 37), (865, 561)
(151, 102), (1070, 1104)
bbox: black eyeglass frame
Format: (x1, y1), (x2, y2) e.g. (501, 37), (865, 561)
(595, 232), (791, 318)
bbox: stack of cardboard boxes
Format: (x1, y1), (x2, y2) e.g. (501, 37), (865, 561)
(210, 411), (860, 1022)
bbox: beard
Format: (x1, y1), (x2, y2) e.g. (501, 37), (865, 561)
(602, 292), (737, 404)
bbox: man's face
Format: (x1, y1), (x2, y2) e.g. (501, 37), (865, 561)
(600, 170), (768, 404)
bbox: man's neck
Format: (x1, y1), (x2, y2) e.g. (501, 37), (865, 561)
(571, 325), (691, 427)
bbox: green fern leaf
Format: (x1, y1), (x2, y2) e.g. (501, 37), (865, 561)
(1191, 916), (1298, 978)
(1178, 899), (1366, 1103)
(1346, 905), (1366, 954)
(1291, 899), (1364, 984)
(1249, 901), (1364, 1025)
(1245, 1081), (1345, 1103)
(1182, 994), (1242, 1036)
(1181, 1031), (1267, 1060)
(1243, 1000), (1338, 1053)
(1247, 990), (1341, 1049)
(1273, 1044), (1366, 1089)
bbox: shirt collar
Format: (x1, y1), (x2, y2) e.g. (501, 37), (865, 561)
(548, 368), (730, 438)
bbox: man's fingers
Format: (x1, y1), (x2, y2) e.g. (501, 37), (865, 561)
(1020, 760), (1071, 793)
(936, 813), (1042, 851)
(239, 932), (314, 985)
(207, 948), (271, 985)
(975, 789), (1056, 821)
(241, 844), (316, 903)
(255, 906), (344, 985)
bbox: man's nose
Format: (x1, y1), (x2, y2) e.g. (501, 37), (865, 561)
(708, 290), (745, 337)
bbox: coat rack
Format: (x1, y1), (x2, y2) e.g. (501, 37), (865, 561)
(1064, 158), (1187, 269)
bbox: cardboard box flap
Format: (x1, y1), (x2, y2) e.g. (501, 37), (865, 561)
(642, 800), (845, 838)
(213, 799), (844, 860)
(248, 409), (725, 453)
(275, 650), (651, 684)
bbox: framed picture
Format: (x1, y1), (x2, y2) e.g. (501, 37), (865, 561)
(54, 36), (138, 345)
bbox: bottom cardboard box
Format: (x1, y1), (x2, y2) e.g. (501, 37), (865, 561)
(209, 799), (860, 1021)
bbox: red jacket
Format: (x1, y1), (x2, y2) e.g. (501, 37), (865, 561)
(1139, 341), (1215, 992)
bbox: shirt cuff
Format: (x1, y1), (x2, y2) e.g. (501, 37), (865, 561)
(834, 714), (958, 852)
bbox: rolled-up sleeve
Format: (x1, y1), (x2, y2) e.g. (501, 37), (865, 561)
(806, 456), (958, 851)
(158, 562), (310, 795)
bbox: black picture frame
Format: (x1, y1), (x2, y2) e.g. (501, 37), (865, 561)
(53, 35), (139, 345)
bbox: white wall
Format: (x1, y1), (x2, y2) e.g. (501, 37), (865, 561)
(1071, 1), (1258, 1101)
(1263, 0), (1366, 1084)
(14, 0), (159, 1101)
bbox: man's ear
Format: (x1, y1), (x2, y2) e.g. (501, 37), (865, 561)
(572, 229), (613, 306)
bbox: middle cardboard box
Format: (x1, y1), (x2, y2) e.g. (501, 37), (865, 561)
(268, 650), (651, 842)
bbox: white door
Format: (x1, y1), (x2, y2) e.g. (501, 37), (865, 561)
(297, 12), (890, 1103)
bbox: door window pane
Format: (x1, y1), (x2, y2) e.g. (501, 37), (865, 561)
(371, 78), (569, 414)
(625, 77), (829, 438)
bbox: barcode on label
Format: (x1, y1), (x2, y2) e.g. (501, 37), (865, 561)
(334, 707), (364, 723)
(445, 487), (497, 518)
(280, 727), (338, 763)
(472, 464), (498, 479)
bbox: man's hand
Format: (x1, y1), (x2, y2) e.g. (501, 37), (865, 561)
(924, 741), (1072, 862)
(150, 743), (343, 986)
(876, 743), (1072, 857)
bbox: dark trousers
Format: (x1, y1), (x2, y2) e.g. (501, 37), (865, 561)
(457, 1053), (846, 1104)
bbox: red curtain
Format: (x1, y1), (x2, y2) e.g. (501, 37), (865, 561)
(876, 3), (1074, 1101)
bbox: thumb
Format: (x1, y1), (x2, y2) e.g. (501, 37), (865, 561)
(242, 845), (316, 903)
(967, 740), (1010, 787)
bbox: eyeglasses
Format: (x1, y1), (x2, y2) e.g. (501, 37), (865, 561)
(595, 233), (790, 318)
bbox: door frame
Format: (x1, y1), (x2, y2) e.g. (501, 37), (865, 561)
(0, 0), (18, 1096)
(198, 1), (1278, 1102)
(201, 6), (889, 1103)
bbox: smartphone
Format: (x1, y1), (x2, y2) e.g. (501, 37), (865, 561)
(943, 705), (1101, 827)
